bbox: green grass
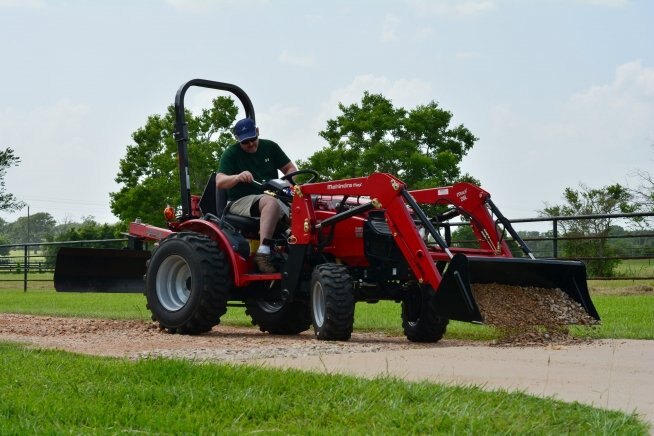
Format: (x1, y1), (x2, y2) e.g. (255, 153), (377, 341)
(0, 286), (652, 433)
(573, 295), (654, 339)
(0, 342), (647, 435)
(2, 289), (652, 340)
(614, 258), (654, 278)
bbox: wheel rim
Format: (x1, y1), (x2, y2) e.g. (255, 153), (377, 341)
(258, 300), (284, 313)
(312, 281), (325, 327)
(156, 255), (191, 312)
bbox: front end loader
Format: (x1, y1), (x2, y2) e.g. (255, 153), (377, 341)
(55, 79), (599, 342)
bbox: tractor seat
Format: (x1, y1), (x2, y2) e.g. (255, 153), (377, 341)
(199, 173), (260, 234)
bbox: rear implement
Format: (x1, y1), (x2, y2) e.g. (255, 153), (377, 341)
(54, 247), (150, 293)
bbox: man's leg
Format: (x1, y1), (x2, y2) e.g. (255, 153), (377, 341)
(229, 195), (283, 273)
(253, 196), (285, 273)
(257, 195), (281, 244)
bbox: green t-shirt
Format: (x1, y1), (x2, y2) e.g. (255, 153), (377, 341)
(218, 138), (291, 201)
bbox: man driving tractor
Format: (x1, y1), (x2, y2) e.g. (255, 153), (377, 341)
(215, 117), (297, 273)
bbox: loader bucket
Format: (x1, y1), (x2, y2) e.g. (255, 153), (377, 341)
(54, 247), (151, 293)
(434, 253), (600, 323)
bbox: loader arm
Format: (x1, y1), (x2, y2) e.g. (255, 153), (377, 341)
(293, 173), (445, 290)
(410, 183), (514, 257)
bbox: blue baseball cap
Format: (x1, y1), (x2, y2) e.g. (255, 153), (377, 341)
(233, 118), (257, 142)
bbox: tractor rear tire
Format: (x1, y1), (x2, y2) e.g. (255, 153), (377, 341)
(245, 298), (311, 335)
(145, 232), (231, 334)
(310, 264), (355, 341)
(401, 284), (449, 342)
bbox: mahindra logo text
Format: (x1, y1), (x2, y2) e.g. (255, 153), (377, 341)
(327, 182), (363, 190)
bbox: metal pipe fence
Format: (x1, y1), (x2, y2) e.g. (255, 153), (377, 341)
(1, 211), (653, 290)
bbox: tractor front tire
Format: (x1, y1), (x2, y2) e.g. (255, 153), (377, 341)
(245, 298), (311, 335)
(145, 232), (231, 334)
(401, 284), (449, 342)
(310, 264), (355, 341)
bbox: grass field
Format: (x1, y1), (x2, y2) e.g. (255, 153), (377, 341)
(0, 268), (652, 433)
(0, 342), (648, 434)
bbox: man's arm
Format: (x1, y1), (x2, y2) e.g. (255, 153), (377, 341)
(216, 171), (254, 189)
(280, 161), (298, 176)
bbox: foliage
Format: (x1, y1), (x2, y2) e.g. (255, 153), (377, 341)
(0, 235), (10, 256)
(42, 217), (123, 267)
(3, 212), (56, 244)
(632, 168), (654, 213)
(110, 97), (239, 226)
(0, 147), (25, 213)
(49, 216), (121, 242)
(298, 92), (479, 189)
(630, 144), (654, 226)
(540, 183), (638, 277)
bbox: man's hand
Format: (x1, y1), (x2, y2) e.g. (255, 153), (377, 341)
(236, 171), (254, 184)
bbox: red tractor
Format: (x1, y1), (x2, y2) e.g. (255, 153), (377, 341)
(55, 79), (599, 342)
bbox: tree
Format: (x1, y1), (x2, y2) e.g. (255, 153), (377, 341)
(540, 183), (638, 277)
(630, 143), (654, 225)
(632, 169), (654, 212)
(44, 217), (123, 267)
(5, 212), (57, 244)
(0, 235), (10, 256)
(0, 148), (26, 212)
(110, 97), (240, 226)
(298, 92), (479, 189)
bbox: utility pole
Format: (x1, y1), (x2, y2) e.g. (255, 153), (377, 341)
(23, 205), (29, 292)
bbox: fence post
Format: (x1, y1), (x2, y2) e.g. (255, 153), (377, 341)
(552, 219), (558, 258)
(23, 244), (28, 292)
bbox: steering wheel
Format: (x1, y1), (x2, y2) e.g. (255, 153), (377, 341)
(280, 169), (319, 186)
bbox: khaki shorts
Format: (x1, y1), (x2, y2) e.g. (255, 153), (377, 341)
(228, 194), (290, 221)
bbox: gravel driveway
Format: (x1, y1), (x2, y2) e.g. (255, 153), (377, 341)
(0, 313), (652, 429)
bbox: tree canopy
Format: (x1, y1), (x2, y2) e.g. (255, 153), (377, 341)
(541, 183), (638, 233)
(110, 97), (239, 226)
(111, 91), (479, 225)
(630, 144), (654, 226)
(0, 147), (25, 212)
(298, 92), (479, 189)
(540, 183), (638, 276)
(3, 212), (57, 245)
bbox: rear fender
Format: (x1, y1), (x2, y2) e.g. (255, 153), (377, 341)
(177, 219), (250, 286)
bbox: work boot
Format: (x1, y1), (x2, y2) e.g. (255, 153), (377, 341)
(253, 252), (276, 273)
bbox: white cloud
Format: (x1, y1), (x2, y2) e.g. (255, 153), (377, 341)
(381, 14), (401, 42)
(407, 0), (496, 16)
(0, 101), (122, 223)
(466, 60), (654, 218)
(486, 60), (654, 164)
(271, 75), (435, 161)
(278, 50), (317, 69)
(0, 0), (44, 8)
(164, 0), (269, 13)
(562, 60), (654, 151)
(574, 0), (629, 7)
(324, 75), (433, 118)
(456, 0), (496, 15)
(414, 26), (436, 41)
(257, 104), (323, 161)
(455, 51), (479, 60)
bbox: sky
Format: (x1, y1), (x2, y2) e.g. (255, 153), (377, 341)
(0, 0), (652, 230)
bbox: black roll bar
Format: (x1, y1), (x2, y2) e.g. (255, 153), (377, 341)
(173, 79), (256, 220)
